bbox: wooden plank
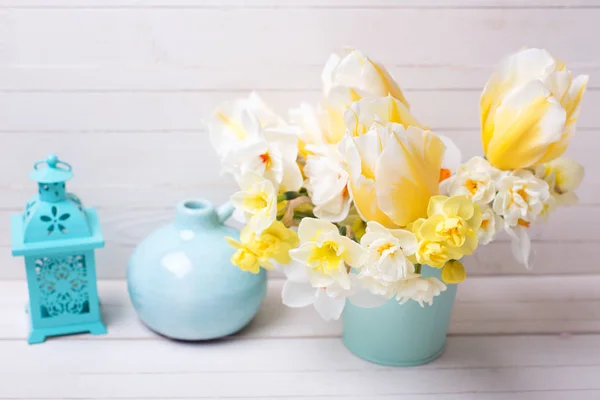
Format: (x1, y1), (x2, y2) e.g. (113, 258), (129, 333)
(0, 277), (599, 339)
(0, 0), (599, 8)
(0, 130), (596, 206)
(1, 9), (598, 68)
(2, 240), (600, 279)
(0, 65), (598, 91)
(0, 336), (600, 398)
(10, 395), (600, 400)
(1, 203), (596, 247)
(0, 91), (597, 132)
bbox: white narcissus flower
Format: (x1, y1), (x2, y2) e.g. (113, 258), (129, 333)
(493, 169), (551, 268)
(230, 171), (277, 234)
(223, 130), (303, 193)
(395, 276), (447, 307)
(281, 261), (352, 321)
(357, 221), (419, 297)
(481, 48), (588, 170)
(209, 92), (303, 192)
(208, 92), (286, 158)
(289, 218), (364, 290)
(493, 169), (551, 228)
(440, 156), (503, 205)
(534, 157), (585, 207)
(478, 204), (502, 245)
(303, 145), (351, 222)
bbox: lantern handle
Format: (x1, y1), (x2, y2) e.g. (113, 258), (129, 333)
(33, 154), (72, 172)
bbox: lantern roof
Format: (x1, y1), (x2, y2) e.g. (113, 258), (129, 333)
(29, 154), (73, 184)
(10, 154), (104, 257)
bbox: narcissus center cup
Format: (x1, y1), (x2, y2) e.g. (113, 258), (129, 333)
(342, 265), (457, 366)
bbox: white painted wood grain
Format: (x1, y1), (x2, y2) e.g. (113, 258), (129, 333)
(0, 3), (598, 282)
(0, 335), (599, 398)
(0, 129), (597, 204)
(0, 65), (598, 91)
(0, 0), (599, 7)
(0, 277), (599, 398)
(0, 277), (599, 339)
(1, 9), (598, 67)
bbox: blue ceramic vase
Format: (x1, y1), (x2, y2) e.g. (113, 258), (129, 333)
(342, 265), (457, 366)
(127, 199), (267, 340)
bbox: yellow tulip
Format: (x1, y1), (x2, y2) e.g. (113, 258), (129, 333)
(344, 95), (425, 137)
(344, 122), (448, 228)
(481, 48), (588, 170)
(290, 48), (412, 150)
(322, 48), (409, 108)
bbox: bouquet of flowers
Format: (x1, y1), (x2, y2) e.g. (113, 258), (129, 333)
(208, 47), (587, 321)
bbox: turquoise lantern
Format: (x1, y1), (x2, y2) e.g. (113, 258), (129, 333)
(10, 154), (107, 344)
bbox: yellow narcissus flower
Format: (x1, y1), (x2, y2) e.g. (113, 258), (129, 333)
(419, 195), (482, 255)
(410, 217), (462, 268)
(343, 123), (450, 228)
(226, 221), (299, 273)
(441, 260), (466, 284)
(481, 48), (588, 170)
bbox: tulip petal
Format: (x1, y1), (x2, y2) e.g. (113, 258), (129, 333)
(538, 74), (588, 163)
(349, 176), (398, 228)
(376, 127), (445, 226)
(487, 80), (566, 169)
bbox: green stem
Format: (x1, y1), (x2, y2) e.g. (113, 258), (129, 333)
(277, 191), (302, 202)
(414, 263), (422, 274)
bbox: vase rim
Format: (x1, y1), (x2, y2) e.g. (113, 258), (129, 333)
(175, 199), (218, 228)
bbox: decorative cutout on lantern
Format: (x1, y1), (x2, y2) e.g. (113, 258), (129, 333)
(10, 154), (107, 344)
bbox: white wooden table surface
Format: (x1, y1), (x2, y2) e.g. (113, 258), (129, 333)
(0, 276), (599, 399)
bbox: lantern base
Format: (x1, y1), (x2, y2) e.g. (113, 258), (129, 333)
(26, 303), (107, 344)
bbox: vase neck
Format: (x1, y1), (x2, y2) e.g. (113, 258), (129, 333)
(175, 200), (219, 230)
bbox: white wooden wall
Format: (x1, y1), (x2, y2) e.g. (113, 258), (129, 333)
(0, 0), (598, 279)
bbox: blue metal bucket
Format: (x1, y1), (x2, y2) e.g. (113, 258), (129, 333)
(342, 265), (457, 366)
